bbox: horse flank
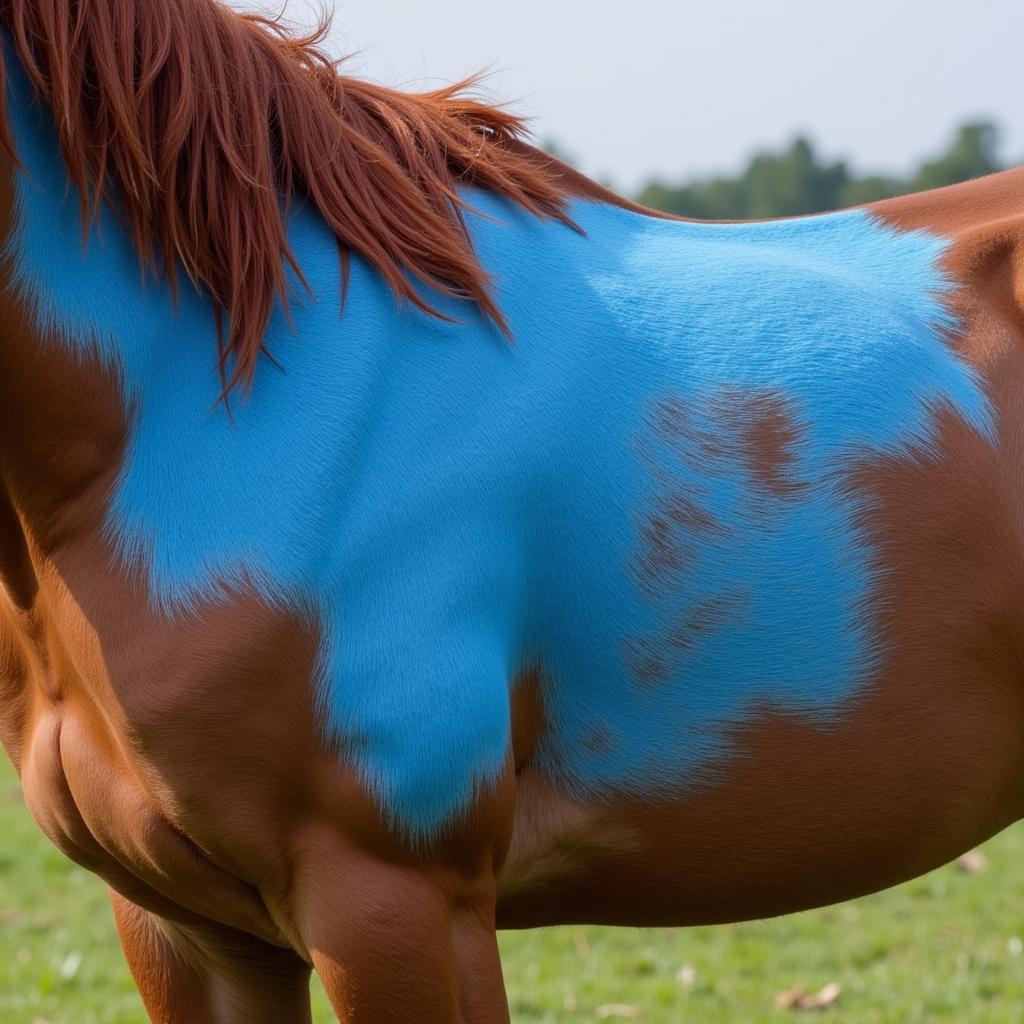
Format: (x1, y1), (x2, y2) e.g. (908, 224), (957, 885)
(0, 0), (571, 393)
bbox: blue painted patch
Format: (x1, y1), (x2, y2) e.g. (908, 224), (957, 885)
(1, 47), (995, 836)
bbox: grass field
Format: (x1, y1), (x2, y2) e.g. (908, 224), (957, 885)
(2, 756), (1023, 1024)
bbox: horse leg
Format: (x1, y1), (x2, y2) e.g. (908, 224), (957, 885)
(294, 840), (509, 1023)
(109, 890), (313, 1024)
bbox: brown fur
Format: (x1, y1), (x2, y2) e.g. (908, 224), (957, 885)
(0, 0), (573, 393)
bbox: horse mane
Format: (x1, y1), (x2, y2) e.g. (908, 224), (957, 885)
(0, 0), (572, 393)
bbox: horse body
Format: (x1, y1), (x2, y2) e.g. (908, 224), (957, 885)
(2, 7), (1024, 1021)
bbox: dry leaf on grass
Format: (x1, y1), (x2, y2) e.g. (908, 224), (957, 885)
(957, 850), (988, 875)
(595, 1004), (642, 1020)
(774, 981), (841, 1011)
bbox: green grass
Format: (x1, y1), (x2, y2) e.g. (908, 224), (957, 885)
(1, 754), (1022, 1022)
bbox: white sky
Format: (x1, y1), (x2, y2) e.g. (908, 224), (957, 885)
(236, 0), (1024, 193)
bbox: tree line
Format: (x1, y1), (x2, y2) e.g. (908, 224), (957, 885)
(610, 121), (1005, 219)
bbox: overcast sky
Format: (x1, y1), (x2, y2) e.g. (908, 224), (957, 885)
(241, 0), (1024, 193)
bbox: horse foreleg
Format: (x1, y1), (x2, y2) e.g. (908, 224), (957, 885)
(109, 889), (313, 1024)
(293, 837), (510, 1024)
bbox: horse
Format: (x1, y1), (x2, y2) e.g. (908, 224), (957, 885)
(1, 1), (1023, 1021)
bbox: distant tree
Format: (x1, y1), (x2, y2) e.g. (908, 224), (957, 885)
(634, 177), (747, 220)
(635, 135), (849, 219)
(837, 174), (902, 208)
(744, 137), (849, 218)
(631, 120), (1005, 219)
(907, 121), (1001, 192)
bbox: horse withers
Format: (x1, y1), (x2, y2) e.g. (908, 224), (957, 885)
(1, 1), (1023, 1021)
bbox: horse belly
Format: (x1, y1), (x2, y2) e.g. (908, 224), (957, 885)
(500, 673), (1024, 928)
(499, 359), (1024, 927)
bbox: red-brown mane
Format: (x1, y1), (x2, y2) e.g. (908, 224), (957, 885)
(0, 0), (572, 392)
